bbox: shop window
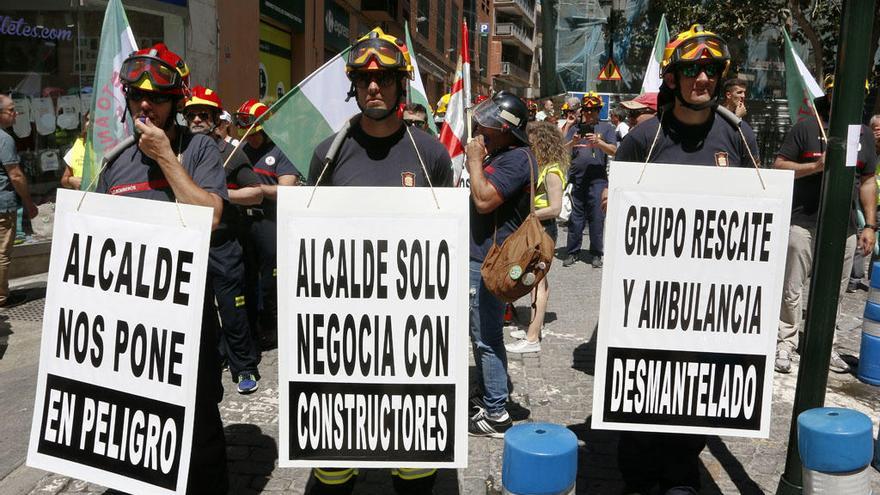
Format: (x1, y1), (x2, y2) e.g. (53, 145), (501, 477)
(417, 0), (429, 37)
(0, 8), (165, 244)
(436, 0), (445, 53)
(450, 5), (459, 53)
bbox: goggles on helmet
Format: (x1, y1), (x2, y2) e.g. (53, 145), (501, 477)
(120, 56), (184, 90)
(669, 36), (728, 66)
(235, 112), (258, 128)
(347, 38), (408, 72)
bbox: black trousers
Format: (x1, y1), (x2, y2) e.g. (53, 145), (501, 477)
(208, 238), (259, 379)
(186, 293), (229, 494)
(617, 431), (706, 493)
(244, 216), (278, 340)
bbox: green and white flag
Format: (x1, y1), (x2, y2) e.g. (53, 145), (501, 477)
(260, 50), (357, 176)
(782, 28), (824, 125)
(405, 22), (438, 134)
(640, 14), (669, 95)
(81, 0), (137, 191)
(261, 28), (438, 174)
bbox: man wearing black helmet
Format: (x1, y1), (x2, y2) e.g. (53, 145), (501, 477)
(612, 25), (759, 495)
(306, 28), (452, 495)
(466, 91), (537, 438)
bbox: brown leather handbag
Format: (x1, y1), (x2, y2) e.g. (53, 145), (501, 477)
(480, 150), (555, 302)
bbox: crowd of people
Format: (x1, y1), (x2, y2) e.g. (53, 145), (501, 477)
(0, 19), (878, 495)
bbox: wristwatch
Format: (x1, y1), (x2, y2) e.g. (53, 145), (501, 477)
(864, 224), (877, 230)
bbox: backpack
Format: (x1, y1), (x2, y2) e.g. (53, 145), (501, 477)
(480, 150), (555, 302)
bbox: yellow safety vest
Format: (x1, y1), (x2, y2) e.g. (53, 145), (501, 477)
(535, 162), (566, 209)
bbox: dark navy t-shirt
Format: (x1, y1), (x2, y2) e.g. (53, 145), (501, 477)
(242, 140), (300, 185)
(470, 146), (538, 262)
(566, 121), (617, 177)
(97, 127), (228, 202)
(242, 139), (300, 211)
(308, 123), (452, 187)
(218, 139), (259, 231)
(777, 119), (877, 216)
(616, 111), (759, 167)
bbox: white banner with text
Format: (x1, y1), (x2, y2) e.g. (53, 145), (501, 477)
(277, 187), (470, 468)
(28, 189), (212, 494)
(592, 162), (793, 438)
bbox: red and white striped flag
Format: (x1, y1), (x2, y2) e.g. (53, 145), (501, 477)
(440, 20), (471, 187)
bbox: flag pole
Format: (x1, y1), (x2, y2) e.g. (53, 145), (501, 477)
(463, 20), (473, 143)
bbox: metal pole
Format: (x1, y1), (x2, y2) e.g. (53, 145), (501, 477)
(540, 0), (558, 96)
(776, 1), (876, 493)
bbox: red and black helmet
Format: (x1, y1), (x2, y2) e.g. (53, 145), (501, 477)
(120, 43), (190, 96)
(235, 99), (269, 132)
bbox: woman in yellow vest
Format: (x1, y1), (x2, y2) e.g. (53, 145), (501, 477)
(60, 111), (89, 190)
(506, 121), (569, 354)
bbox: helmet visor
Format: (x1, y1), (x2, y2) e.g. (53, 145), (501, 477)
(235, 112), (258, 127)
(348, 38), (406, 71)
(120, 56), (181, 89)
(472, 98), (522, 130)
(674, 36), (728, 64)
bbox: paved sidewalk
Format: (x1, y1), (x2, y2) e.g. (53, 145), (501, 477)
(6, 231), (880, 494)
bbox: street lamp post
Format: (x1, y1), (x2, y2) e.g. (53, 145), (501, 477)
(776, 1), (877, 494)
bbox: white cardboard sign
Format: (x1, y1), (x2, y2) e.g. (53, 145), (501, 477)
(28, 189), (213, 494)
(592, 162), (793, 438)
(277, 187), (470, 468)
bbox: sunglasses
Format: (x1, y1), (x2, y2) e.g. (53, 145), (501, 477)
(679, 63), (724, 78)
(126, 88), (173, 104)
(350, 71), (398, 89)
(404, 118), (427, 128)
(582, 107), (599, 113)
(184, 111), (212, 122)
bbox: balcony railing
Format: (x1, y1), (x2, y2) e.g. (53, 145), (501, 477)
(500, 61), (530, 82)
(494, 22), (534, 51)
(493, 0), (536, 24)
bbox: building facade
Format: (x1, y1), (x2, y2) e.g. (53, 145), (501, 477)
(488, 0), (537, 96)
(215, 0), (492, 113)
(1, 0), (213, 273)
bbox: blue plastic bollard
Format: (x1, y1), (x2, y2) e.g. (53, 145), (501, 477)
(869, 262), (880, 304)
(798, 407), (874, 494)
(874, 429), (880, 472)
(859, 302), (880, 385)
(502, 423), (577, 495)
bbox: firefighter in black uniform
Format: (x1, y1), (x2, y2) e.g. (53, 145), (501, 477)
(235, 99), (301, 348)
(612, 25), (760, 494)
(306, 27), (453, 495)
(98, 43), (228, 494)
(183, 85), (262, 394)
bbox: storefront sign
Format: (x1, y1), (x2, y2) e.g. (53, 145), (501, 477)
(323, 1), (350, 53)
(592, 162), (793, 438)
(28, 189), (213, 494)
(0, 16), (73, 41)
(259, 22), (292, 104)
(260, 0), (305, 33)
(277, 187), (470, 468)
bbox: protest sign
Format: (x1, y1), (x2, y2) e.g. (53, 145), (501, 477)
(28, 189), (213, 494)
(277, 187), (470, 468)
(592, 162), (793, 438)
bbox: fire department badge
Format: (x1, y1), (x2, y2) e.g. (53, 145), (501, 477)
(714, 152), (729, 167)
(401, 171), (416, 187)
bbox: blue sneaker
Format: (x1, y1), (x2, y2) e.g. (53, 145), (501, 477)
(236, 373), (258, 394)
